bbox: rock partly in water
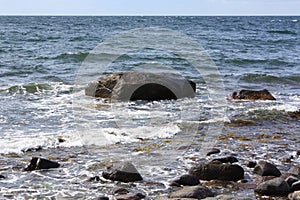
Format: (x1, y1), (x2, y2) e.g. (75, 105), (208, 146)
(227, 89), (276, 101)
(288, 110), (300, 119)
(253, 161), (281, 177)
(0, 174), (5, 179)
(289, 191), (300, 200)
(169, 186), (214, 199)
(24, 157), (60, 171)
(246, 161), (257, 168)
(171, 174), (200, 186)
(255, 177), (290, 196)
(85, 72), (196, 101)
(189, 162), (244, 181)
(286, 176), (299, 188)
(206, 148), (221, 156)
(102, 162), (143, 183)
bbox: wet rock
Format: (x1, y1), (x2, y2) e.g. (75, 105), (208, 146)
(21, 146), (43, 153)
(0, 174), (5, 179)
(94, 197), (109, 200)
(24, 157), (60, 171)
(85, 72), (196, 101)
(255, 177), (290, 196)
(288, 110), (300, 119)
(227, 89), (276, 101)
(291, 180), (300, 192)
(289, 191), (300, 200)
(289, 166), (300, 176)
(115, 193), (145, 200)
(189, 162), (244, 181)
(102, 162), (143, 183)
(253, 161), (281, 177)
(169, 186), (214, 199)
(87, 176), (101, 182)
(211, 156), (238, 163)
(246, 161), (256, 168)
(171, 174), (200, 186)
(202, 194), (253, 200)
(286, 176), (299, 187)
(113, 187), (130, 195)
(206, 148), (220, 156)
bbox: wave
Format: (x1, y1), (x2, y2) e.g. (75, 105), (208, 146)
(54, 52), (89, 62)
(225, 58), (289, 66)
(267, 30), (297, 35)
(239, 73), (300, 85)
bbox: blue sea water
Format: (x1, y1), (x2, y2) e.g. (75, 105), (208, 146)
(0, 16), (299, 199)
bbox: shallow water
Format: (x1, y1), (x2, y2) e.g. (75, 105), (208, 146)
(0, 16), (299, 199)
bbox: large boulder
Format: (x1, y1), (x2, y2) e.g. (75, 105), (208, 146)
(227, 89), (276, 100)
(189, 162), (244, 181)
(85, 72), (196, 101)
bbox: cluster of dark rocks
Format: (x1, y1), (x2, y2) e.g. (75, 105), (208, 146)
(19, 152), (300, 200)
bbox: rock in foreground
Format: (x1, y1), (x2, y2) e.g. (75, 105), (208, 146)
(227, 89), (276, 100)
(255, 177), (290, 196)
(24, 157), (60, 171)
(102, 162), (143, 183)
(189, 162), (244, 181)
(169, 186), (214, 199)
(253, 161), (281, 177)
(85, 72), (196, 101)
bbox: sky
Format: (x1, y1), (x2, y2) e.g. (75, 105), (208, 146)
(0, 0), (300, 16)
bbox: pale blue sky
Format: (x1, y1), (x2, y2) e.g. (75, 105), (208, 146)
(0, 0), (299, 15)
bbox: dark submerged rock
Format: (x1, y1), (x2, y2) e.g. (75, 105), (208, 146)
(206, 148), (221, 156)
(102, 162), (143, 183)
(24, 157), (60, 171)
(189, 162), (244, 181)
(253, 161), (281, 177)
(85, 72), (196, 101)
(169, 186), (214, 199)
(171, 174), (200, 186)
(255, 177), (290, 196)
(227, 89), (276, 101)
(0, 174), (5, 179)
(115, 193), (145, 200)
(211, 156), (238, 164)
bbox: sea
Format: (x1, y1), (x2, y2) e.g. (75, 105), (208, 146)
(0, 16), (299, 199)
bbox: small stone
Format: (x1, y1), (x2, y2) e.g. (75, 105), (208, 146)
(253, 161), (281, 177)
(255, 177), (290, 196)
(87, 176), (100, 182)
(286, 176), (299, 187)
(172, 174), (200, 186)
(24, 157), (60, 171)
(212, 156), (238, 163)
(0, 174), (5, 179)
(292, 180), (300, 192)
(169, 186), (214, 199)
(289, 191), (300, 200)
(189, 162), (244, 181)
(246, 161), (256, 168)
(113, 187), (130, 195)
(94, 197), (109, 200)
(206, 148), (220, 156)
(102, 162), (143, 183)
(289, 166), (300, 176)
